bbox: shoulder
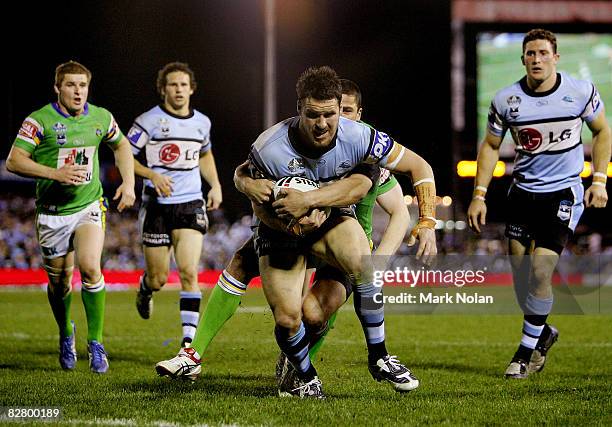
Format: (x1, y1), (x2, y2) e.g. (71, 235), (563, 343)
(491, 80), (523, 109)
(87, 103), (115, 122)
(559, 72), (594, 98)
(338, 117), (371, 140)
(192, 109), (212, 126)
(252, 117), (293, 152)
(134, 105), (164, 127)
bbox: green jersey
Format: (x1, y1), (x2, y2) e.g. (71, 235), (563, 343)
(355, 167), (399, 240)
(353, 120), (400, 240)
(13, 102), (123, 215)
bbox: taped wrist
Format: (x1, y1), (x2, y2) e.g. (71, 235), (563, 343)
(413, 179), (436, 219)
(592, 172), (607, 187)
(473, 185), (487, 201)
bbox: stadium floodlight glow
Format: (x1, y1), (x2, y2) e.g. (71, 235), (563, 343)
(580, 162), (592, 178)
(442, 196), (452, 206)
(403, 195), (413, 205)
(456, 161), (505, 177)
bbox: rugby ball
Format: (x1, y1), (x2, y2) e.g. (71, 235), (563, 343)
(273, 176), (319, 200)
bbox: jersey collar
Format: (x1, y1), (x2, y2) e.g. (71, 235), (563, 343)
(159, 104), (194, 119)
(519, 73), (561, 97)
(52, 102), (89, 118)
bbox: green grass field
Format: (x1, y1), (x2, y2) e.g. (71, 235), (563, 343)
(477, 33), (612, 155)
(1, 288), (611, 426)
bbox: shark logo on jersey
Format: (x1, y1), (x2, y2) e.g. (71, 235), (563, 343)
(288, 158), (305, 172)
(159, 118), (170, 135)
(507, 95), (521, 118)
(517, 128), (542, 151)
(536, 100), (548, 107)
(53, 122), (67, 146)
(507, 95), (521, 108)
(562, 95), (574, 103)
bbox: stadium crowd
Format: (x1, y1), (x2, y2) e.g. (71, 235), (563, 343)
(0, 194), (252, 271)
(1, 193), (610, 271)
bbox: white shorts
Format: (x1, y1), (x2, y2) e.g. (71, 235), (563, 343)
(36, 198), (106, 259)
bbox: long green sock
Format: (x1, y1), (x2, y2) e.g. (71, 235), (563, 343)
(47, 285), (73, 337)
(81, 277), (106, 343)
(309, 311), (338, 360)
(191, 271), (246, 356)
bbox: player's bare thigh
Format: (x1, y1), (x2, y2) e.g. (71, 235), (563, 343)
(172, 228), (203, 292)
(310, 215), (372, 278)
(259, 253), (307, 333)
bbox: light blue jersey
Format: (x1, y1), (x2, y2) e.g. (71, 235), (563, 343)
(488, 72), (603, 192)
(249, 116), (396, 183)
(127, 105), (212, 204)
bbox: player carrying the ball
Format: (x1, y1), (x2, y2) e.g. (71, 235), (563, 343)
(238, 66), (436, 398)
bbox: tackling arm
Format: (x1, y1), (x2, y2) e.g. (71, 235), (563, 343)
(374, 183), (410, 256)
(234, 160), (275, 204)
(382, 144), (437, 258)
(272, 173), (373, 219)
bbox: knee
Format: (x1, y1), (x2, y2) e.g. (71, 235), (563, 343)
(274, 310), (302, 332)
(46, 267), (73, 295)
(146, 271), (168, 291)
(302, 300), (326, 330)
(79, 264), (102, 284)
(178, 264), (198, 283)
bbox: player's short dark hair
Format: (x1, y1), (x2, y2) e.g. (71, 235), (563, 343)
(296, 66), (342, 107)
(523, 29), (558, 54)
(157, 62), (198, 97)
(55, 61), (92, 88)
(340, 79), (362, 108)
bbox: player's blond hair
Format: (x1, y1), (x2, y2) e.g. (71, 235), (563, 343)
(55, 61), (92, 88)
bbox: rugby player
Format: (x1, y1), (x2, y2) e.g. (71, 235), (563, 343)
(130, 62), (222, 347)
(7, 61), (135, 373)
(242, 65), (436, 398)
(467, 29), (610, 379)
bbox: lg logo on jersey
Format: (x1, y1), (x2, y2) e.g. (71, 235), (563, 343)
(517, 128), (572, 151)
(159, 144), (181, 164)
(159, 144), (200, 164)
